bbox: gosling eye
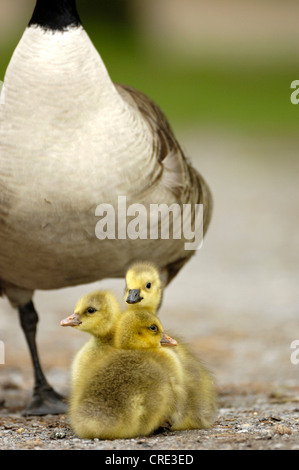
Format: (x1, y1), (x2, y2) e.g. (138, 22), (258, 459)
(145, 282), (152, 290)
(148, 324), (158, 332)
(86, 307), (96, 314)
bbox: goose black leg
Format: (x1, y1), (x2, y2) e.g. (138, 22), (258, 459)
(18, 300), (67, 416)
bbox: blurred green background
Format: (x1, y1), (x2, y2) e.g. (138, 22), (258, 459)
(0, 0), (298, 135)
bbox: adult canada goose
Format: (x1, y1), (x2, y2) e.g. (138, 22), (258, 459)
(68, 309), (182, 439)
(0, 0), (213, 415)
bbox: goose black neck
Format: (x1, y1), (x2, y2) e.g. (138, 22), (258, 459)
(29, 0), (81, 31)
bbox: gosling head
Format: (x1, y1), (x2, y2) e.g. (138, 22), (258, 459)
(114, 310), (177, 351)
(124, 262), (163, 313)
(60, 290), (121, 339)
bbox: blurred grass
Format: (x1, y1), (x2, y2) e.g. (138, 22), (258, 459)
(0, 19), (297, 135)
(85, 22), (298, 135)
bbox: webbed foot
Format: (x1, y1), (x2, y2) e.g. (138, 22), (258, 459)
(22, 386), (67, 416)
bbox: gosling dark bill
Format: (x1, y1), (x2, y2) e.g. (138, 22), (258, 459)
(126, 289), (144, 304)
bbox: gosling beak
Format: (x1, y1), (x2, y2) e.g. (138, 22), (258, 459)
(60, 313), (82, 327)
(126, 289), (143, 304)
(160, 333), (177, 347)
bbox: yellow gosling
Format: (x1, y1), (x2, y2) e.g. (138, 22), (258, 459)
(60, 290), (121, 393)
(67, 309), (184, 440)
(124, 261), (217, 430)
(125, 261), (163, 313)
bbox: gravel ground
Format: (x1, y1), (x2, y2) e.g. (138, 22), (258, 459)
(0, 132), (298, 451)
(1, 385), (299, 450)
